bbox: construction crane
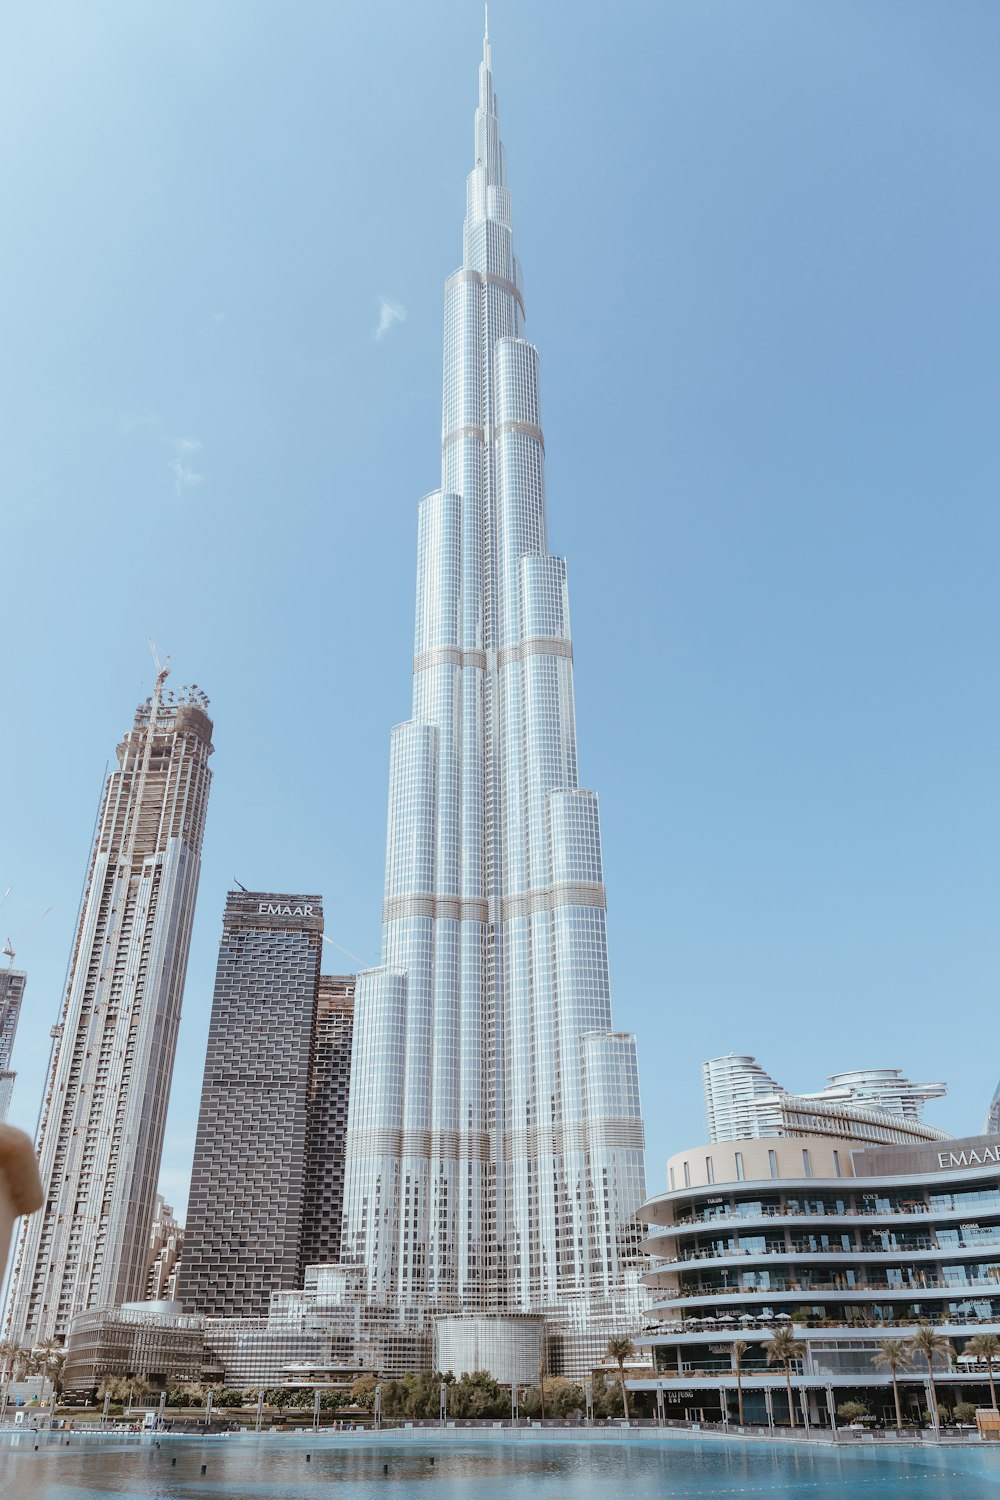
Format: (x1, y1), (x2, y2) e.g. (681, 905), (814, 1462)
(3, 906), (53, 968)
(148, 636), (171, 694)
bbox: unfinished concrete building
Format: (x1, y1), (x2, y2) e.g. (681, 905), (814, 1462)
(4, 672), (213, 1344)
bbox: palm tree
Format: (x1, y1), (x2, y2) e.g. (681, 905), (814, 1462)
(872, 1339), (912, 1432)
(765, 1328), (805, 1428)
(731, 1340), (750, 1425)
(964, 1333), (1000, 1412)
(33, 1338), (63, 1407)
(0, 1339), (20, 1384)
(48, 1353), (66, 1403)
(908, 1324), (950, 1429)
(606, 1337), (634, 1421)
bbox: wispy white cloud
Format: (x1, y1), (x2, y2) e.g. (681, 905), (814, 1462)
(199, 311), (226, 336)
(169, 437), (204, 493)
(375, 297), (406, 341)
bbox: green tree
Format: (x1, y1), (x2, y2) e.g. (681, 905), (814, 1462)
(451, 1370), (506, 1418)
(606, 1337), (635, 1421)
(765, 1328), (805, 1428)
(349, 1375), (378, 1412)
(97, 1376), (130, 1411)
(872, 1339), (913, 1432)
(731, 1340), (750, 1426)
(836, 1400), (869, 1424)
(953, 1401), (977, 1425)
(964, 1333), (1000, 1412)
(908, 1325), (951, 1430)
(547, 1377), (586, 1419)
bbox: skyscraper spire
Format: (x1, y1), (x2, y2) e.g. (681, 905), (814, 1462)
(341, 26), (645, 1373)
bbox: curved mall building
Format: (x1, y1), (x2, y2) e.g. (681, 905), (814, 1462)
(632, 1133), (1000, 1426)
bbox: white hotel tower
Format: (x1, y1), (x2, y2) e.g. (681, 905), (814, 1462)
(341, 29), (646, 1360)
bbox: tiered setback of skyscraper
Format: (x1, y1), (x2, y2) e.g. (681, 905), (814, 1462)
(0, 967), (26, 1122)
(5, 676), (213, 1344)
(181, 892), (355, 1318)
(341, 28), (646, 1372)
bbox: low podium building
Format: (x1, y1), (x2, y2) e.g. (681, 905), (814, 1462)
(632, 1133), (1000, 1426)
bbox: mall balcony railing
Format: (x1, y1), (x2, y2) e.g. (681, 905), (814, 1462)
(653, 1240), (948, 1265)
(666, 1199), (1000, 1229)
(654, 1277), (1000, 1300)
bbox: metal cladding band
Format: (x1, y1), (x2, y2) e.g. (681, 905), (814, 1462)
(499, 880), (606, 921)
(413, 646), (488, 673)
(381, 893), (490, 923)
(495, 419), (545, 451)
(442, 425), (486, 451)
(445, 266), (526, 316)
(496, 635), (572, 668)
(341, 25), (646, 1323)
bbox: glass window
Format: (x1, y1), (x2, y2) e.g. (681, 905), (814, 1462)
(768, 1150), (779, 1180)
(735, 1152), (744, 1182)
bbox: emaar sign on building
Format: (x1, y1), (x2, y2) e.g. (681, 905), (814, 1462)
(855, 1134), (1000, 1178)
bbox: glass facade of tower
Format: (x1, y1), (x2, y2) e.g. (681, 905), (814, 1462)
(342, 32), (646, 1329)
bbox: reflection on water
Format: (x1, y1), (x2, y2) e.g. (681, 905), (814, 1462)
(2, 1434), (1000, 1500)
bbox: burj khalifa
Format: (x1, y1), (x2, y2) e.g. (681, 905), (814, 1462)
(342, 24), (646, 1360)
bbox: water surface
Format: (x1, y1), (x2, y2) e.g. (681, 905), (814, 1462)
(3, 1434), (1000, 1499)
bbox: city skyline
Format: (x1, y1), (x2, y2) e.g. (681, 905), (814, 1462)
(1, 2), (997, 1221)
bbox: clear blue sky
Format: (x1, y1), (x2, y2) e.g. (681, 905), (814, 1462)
(1, 1), (998, 1218)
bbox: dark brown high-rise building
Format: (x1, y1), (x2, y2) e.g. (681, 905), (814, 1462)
(180, 892), (355, 1318)
(302, 974), (355, 1269)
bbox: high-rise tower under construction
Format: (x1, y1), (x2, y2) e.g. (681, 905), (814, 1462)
(5, 672), (213, 1344)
